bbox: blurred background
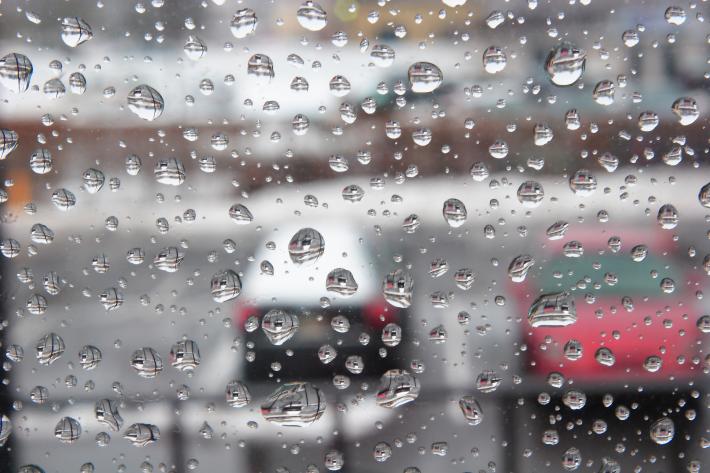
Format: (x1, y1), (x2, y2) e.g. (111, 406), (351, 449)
(0, 0), (708, 472)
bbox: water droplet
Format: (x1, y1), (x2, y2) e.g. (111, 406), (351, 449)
(210, 269), (242, 303)
(622, 29), (639, 47)
(475, 369), (502, 393)
(154, 158), (185, 185)
(482, 46), (507, 74)
(595, 347), (615, 366)
(261, 309), (299, 345)
(562, 390), (587, 410)
(329, 75), (351, 97)
(261, 382), (326, 426)
(318, 344), (337, 364)
(0, 414), (12, 446)
(228, 203), (253, 224)
(671, 97), (699, 125)
(373, 442), (392, 462)
(664, 6), (686, 25)
(51, 188), (76, 211)
(517, 181), (544, 207)
(183, 35), (207, 60)
(61, 17), (93, 47)
(153, 246), (184, 272)
(485, 10), (505, 28)
(297, 1), (327, 31)
(0, 128), (19, 159)
(561, 447), (581, 471)
(342, 184), (364, 202)
(169, 339), (200, 372)
(324, 449), (344, 471)
(569, 169), (597, 196)
(459, 395), (483, 425)
(508, 255), (535, 282)
(326, 268), (358, 296)
(528, 292), (576, 327)
(230, 8), (257, 38)
(593, 80), (615, 106)
(598, 152), (619, 172)
(29, 224), (53, 245)
(643, 355), (662, 372)
(54, 417), (81, 443)
(442, 198), (467, 227)
(123, 423), (160, 447)
(657, 204), (679, 229)
(79, 345), (102, 370)
(36, 332), (65, 365)
(563, 339), (583, 360)
(288, 228), (325, 265)
(0, 53), (33, 93)
(382, 322), (402, 347)
(82, 168), (105, 193)
(545, 43), (586, 86)
(488, 140), (509, 159)
(383, 270), (414, 308)
(130, 347), (163, 378)
(226, 380), (251, 407)
(376, 369), (420, 408)
(95, 399), (123, 432)
(69, 72), (86, 94)
(407, 62), (443, 93)
(127, 84), (164, 121)
(370, 44), (395, 67)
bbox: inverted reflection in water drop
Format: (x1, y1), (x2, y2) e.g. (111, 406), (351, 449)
(127, 84), (164, 121)
(376, 369), (420, 408)
(0, 52), (33, 93)
(61, 17), (93, 47)
(261, 382), (326, 426)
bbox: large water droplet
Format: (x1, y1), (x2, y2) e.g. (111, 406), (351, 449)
(482, 46), (507, 74)
(0, 128), (19, 159)
(376, 369), (420, 408)
(288, 228), (325, 265)
(230, 8), (258, 38)
(671, 97), (699, 126)
(382, 269), (414, 308)
(517, 181), (544, 207)
(326, 268), (358, 297)
(545, 43), (586, 86)
(95, 399), (123, 432)
(169, 339), (200, 372)
(296, 1), (327, 31)
(127, 84), (164, 121)
(657, 204), (679, 229)
(442, 198), (467, 227)
(54, 417), (81, 443)
(61, 17), (93, 47)
(183, 35), (207, 60)
(261, 309), (299, 345)
(210, 269), (242, 303)
(261, 382), (326, 426)
(459, 395), (484, 425)
(130, 347), (163, 378)
(36, 332), (65, 365)
(123, 423), (160, 447)
(226, 380), (251, 407)
(508, 255), (535, 282)
(528, 292), (576, 327)
(154, 158), (185, 185)
(0, 52), (33, 93)
(408, 62), (443, 93)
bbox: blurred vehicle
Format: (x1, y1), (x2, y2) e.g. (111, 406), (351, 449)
(506, 225), (706, 472)
(516, 226), (702, 385)
(233, 222), (407, 383)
